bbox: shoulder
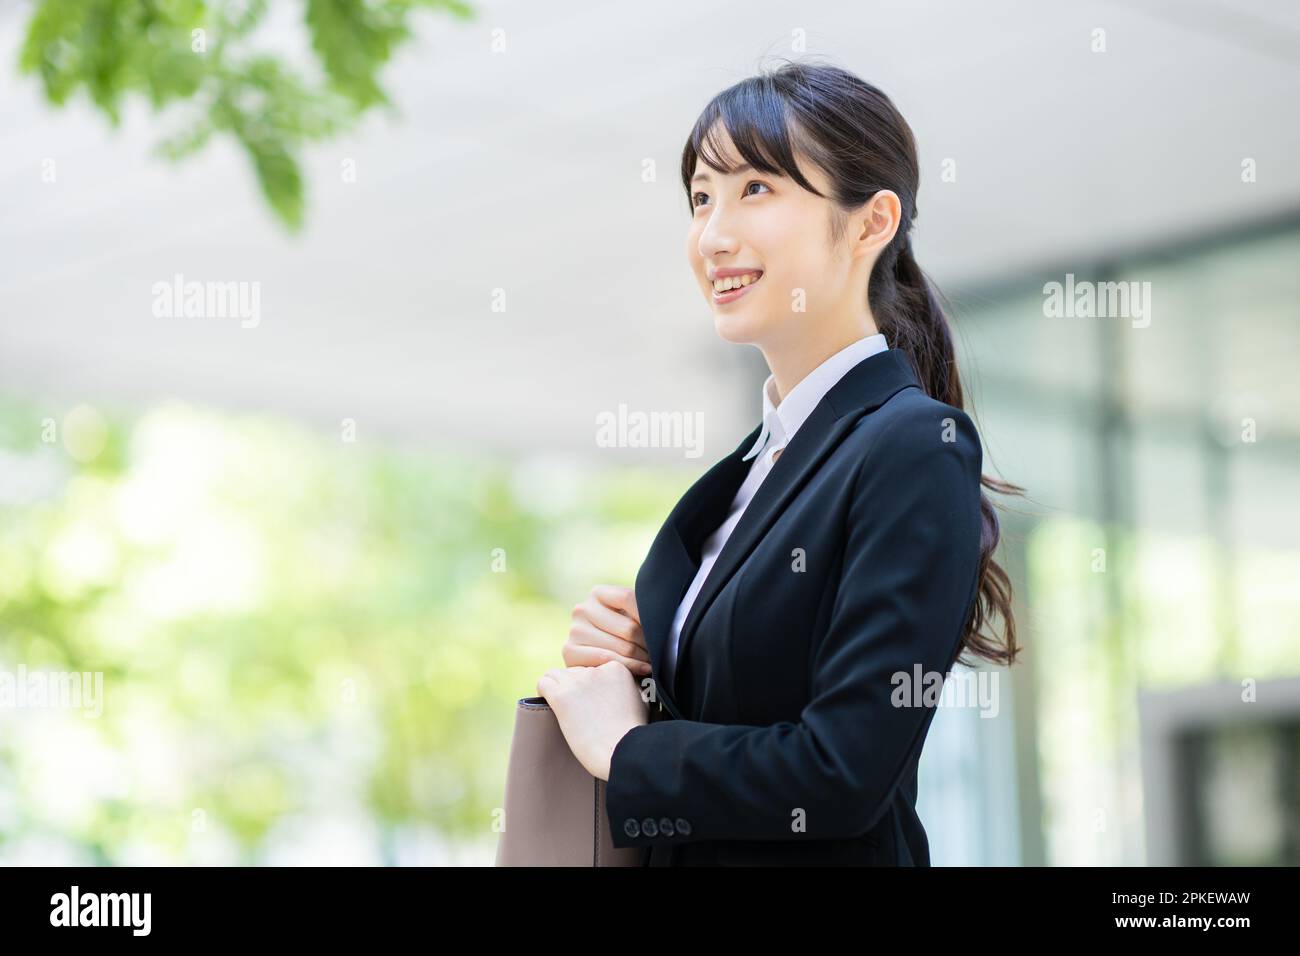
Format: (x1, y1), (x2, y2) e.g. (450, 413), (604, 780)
(844, 386), (983, 490)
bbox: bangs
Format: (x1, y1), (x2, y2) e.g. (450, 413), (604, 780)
(680, 74), (828, 206)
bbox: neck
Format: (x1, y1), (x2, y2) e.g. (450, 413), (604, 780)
(761, 313), (880, 405)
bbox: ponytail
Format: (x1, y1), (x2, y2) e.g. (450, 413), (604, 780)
(877, 237), (1024, 668)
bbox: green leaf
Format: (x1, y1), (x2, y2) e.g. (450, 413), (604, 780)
(244, 131), (305, 230)
(17, 0), (474, 229)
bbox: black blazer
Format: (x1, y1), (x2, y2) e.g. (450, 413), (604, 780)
(604, 347), (985, 866)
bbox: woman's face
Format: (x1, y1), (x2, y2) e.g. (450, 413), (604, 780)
(685, 124), (851, 350)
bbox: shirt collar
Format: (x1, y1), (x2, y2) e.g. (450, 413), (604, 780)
(742, 333), (890, 461)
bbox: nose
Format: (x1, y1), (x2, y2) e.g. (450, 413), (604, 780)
(696, 204), (738, 262)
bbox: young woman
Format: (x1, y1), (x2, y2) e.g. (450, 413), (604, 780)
(537, 60), (1022, 866)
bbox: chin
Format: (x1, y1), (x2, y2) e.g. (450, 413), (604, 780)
(708, 291), (772, 344)
(712, 308), (766, 345)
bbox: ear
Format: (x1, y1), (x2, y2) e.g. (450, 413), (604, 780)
(851, 190), (903, 261)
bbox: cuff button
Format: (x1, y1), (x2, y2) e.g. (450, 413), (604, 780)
(674, 817), (692, 836)
(641, 817), (659, 837)
(623, 818), (640, 838)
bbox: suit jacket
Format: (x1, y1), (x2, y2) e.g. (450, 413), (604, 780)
(603, 347), (985, 865)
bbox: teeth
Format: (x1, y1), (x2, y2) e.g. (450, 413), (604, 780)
(712, 271), (762, 293)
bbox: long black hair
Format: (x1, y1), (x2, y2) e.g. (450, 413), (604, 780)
(680, 59), (1024, 668)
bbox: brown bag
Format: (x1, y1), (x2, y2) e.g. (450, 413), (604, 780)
(494, 696), (644, 866)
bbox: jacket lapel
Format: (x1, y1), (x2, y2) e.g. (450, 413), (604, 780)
(635, 422), (761, 700)
(670, 348), (921, 694)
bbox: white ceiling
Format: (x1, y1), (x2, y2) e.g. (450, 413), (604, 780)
(2, 0), (1298, 463)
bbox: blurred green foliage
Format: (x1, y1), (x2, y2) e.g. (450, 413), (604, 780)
(0, 398), (688, 863)
(18, 0), (475, 229)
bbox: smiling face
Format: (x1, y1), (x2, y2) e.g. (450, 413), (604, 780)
(686, 123), (860, 353)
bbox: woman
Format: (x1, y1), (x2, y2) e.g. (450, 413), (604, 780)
(537, 60), (1022, 866)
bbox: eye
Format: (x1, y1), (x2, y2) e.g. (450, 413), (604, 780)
(693, 181), (771, 210)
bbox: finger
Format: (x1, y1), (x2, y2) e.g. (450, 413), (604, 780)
(592, 584), (640, 624)
(578, 598), (648, 653)
(565, 640), (652, 674)
(563, 638), (651, 672)
(536, 668), (567, 698)
(563, 643), (653, 676)
(569, 615), (650, 663)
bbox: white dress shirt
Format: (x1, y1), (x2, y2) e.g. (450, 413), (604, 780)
(663, 332), (890, 687)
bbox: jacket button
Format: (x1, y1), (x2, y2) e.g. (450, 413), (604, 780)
(675, 817), (692, 836)
(641, 817), (659, 837)
(658, 817), (675, 837)
(623, 818), (640, 838)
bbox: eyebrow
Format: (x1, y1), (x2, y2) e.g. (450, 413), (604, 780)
(690, 163), (755, 185)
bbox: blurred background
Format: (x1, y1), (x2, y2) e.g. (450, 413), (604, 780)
(1, 0), (1297, 865)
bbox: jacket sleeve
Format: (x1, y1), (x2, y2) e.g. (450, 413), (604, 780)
(604, 401), (985, 847)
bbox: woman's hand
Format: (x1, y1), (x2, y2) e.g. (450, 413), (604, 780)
(562, 584), (652, 678)
(537, 660), (649, 781)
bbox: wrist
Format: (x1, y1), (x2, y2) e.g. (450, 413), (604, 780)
(600, 720), (644, 782)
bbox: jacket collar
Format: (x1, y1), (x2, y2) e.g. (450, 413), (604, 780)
(743, 333), (890, 461)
